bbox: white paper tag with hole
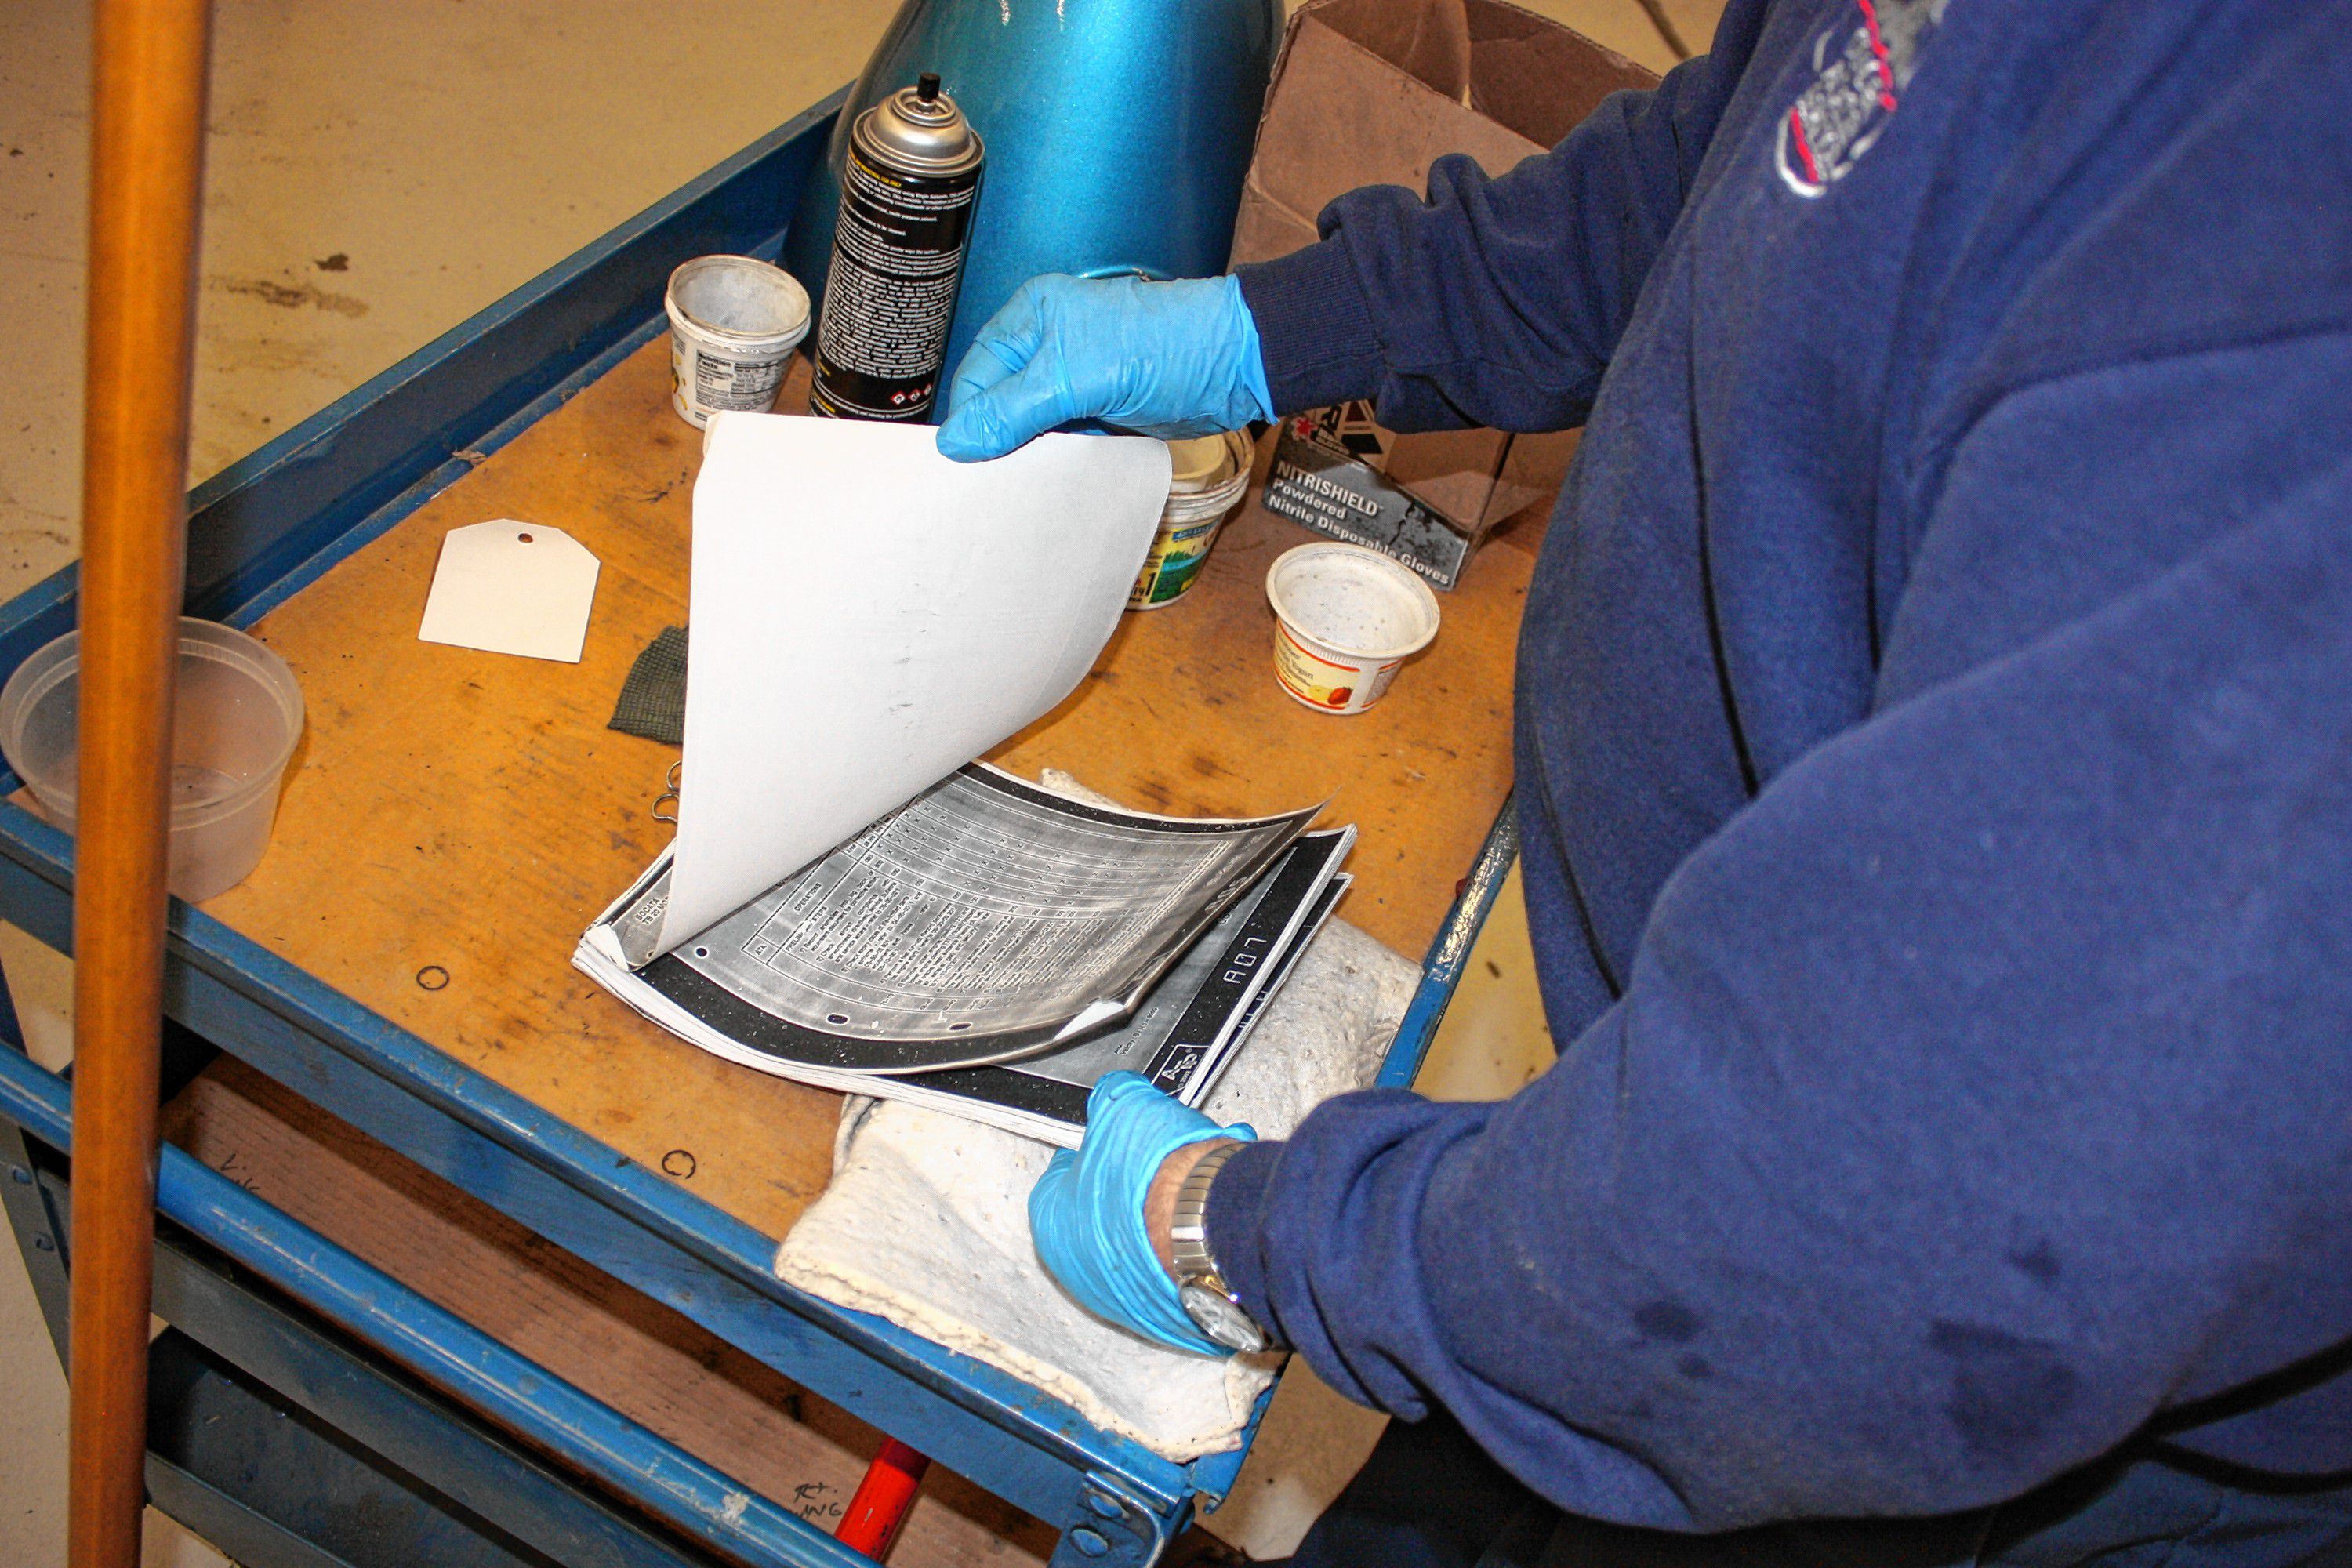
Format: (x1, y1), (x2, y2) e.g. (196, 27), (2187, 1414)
(418, 520), (600, 662)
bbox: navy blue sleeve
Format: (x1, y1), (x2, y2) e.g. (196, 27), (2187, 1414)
(1208, 339), (2352, 1530)
(1234, 0), (1769, 432)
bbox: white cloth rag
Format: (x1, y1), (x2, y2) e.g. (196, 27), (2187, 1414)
(775, 776), (1420, 1460)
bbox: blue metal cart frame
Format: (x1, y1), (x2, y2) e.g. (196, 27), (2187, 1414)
(0, 92), (1519, 1568)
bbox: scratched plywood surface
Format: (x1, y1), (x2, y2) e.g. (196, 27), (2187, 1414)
(162, 1056), (1056, 1565)
(209, 336), (1533, 1244)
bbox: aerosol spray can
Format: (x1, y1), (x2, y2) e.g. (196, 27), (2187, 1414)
(809, 74), (984, 422)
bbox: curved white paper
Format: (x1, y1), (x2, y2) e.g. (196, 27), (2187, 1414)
(653, 414), (1171, 958)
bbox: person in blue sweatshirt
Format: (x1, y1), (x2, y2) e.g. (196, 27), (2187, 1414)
(936, 0), (2352, 1562)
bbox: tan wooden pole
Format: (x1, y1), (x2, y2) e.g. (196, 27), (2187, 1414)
(70, 0), (212, 1563)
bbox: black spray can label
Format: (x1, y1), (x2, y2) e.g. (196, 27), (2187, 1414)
(811, 88), (982, 423)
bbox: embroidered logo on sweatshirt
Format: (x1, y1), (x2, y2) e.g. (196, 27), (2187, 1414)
(1777, 0), (1947, 197)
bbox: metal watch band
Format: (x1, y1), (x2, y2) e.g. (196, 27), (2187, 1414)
(1169, 1141), (1243, 1279)
(1168, 1141), (1270, 1352)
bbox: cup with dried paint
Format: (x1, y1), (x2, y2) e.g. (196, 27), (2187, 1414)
(1264, 543), (1439, 715)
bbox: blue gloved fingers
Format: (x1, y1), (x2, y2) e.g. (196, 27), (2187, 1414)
(936, 278), (1076, 461)
(937, 272), (1272, 460)
(1033, 1146), (1077, 1204)
(1029, 1149), (1084, 1297)
(1087, 1077), (1226, 1347)
(938, 343), (1024, 433)
(934, 390), (1025, 463)
(943, 276), (1058, 411)
(936, 354), (1091, 463)
(1026, 1071), (1257, 1354)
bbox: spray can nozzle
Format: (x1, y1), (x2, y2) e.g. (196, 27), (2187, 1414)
(916, 72), (942, 103)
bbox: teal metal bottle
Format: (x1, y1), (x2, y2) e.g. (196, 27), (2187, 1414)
(784, 0), (1283, 421)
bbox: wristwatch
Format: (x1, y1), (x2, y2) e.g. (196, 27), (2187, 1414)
(1169, 1142), (1272, 1353)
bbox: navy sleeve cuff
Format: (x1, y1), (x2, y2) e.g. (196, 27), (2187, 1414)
(1234, 238), (1388, 417)
(1203, 1136), (1286, 1334)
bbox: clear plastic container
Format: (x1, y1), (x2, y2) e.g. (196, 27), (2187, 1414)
(0, 618), (305, 902)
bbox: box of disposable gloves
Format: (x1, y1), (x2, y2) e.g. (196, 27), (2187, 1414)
(1231, 0), (1656, 587)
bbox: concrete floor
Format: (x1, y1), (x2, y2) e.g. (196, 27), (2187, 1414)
(0, 1), (1712, 1562)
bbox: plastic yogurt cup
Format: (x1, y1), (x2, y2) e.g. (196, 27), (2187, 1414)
(664, 255), (811, 429)
(1263, 542), (1440, 714)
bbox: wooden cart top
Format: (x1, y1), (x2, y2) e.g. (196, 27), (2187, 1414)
(209, 339), (1537, 1241)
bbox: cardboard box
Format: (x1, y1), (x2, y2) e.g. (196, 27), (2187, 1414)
(1232, 0), (1656, 585)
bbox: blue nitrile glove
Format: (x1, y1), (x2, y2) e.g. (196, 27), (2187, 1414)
(935, 274), (1276, 461)
(1029, 1072), (1258, 1354)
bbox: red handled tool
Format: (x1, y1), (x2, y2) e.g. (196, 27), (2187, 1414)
(836, 1438), (931, 1559)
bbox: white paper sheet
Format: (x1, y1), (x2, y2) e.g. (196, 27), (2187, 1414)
(647, 413), (1171, 959)
(417, 519), (601, 662)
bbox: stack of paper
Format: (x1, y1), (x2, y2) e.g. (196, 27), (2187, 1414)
(573, 413), (1353, 1142)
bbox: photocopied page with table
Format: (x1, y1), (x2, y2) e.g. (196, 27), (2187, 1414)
(581, 765), (1341, 1106)
(641, 412), (1173, 958)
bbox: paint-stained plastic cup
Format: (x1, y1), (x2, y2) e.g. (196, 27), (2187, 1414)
(665, 255), (811, 428)
(0, 619), (305, 902)
(1265, 543), (1440, 714)
(1129, 430), (1252, 610)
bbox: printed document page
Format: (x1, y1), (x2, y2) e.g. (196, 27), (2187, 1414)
(672, 769), (1309, 1042)
(649, 414), (1171, 960)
